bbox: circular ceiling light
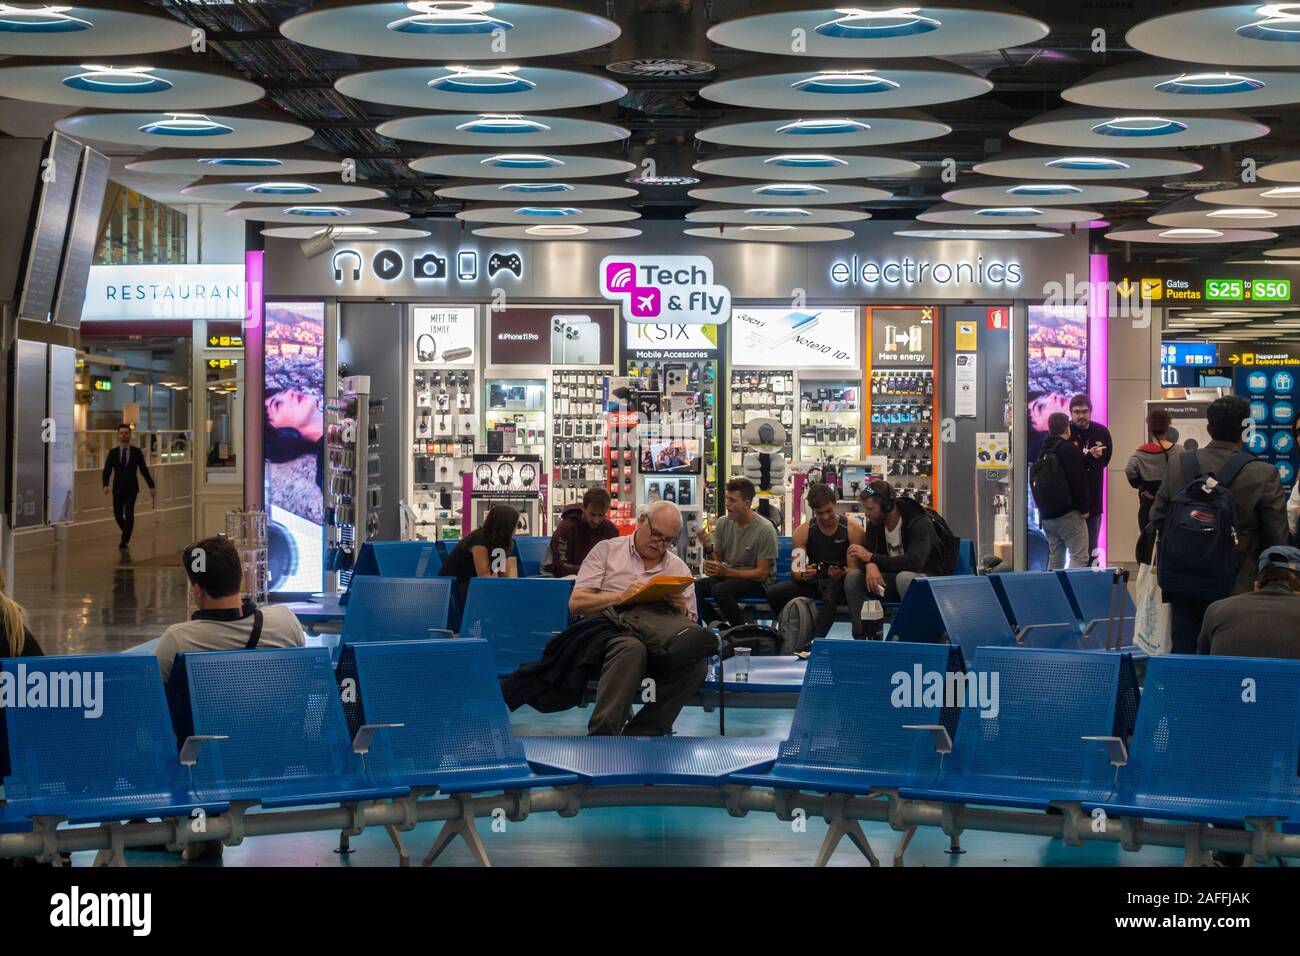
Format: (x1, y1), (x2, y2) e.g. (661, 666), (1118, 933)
(1206, 206), (1276, 218)
(1254, 157), (1300, 183)
(0, 55), (261, 109)
(472, 224), (641, 240)
(411, 149), (635, 179)
(975, 148), (1202, 181)
(893, 227), (1063, 239)
(0, 2), (194, 55)
(336, 63), (626, 111)
(918, 202), (1098, 225)
(456, 204), (639, 225)
(436, 179), (638, 202)
(262, 225), (433, 241)
(1011, 106), (1266, 149)
(686, 204), (869, 225)
(1105, 222), (1276, 243)
(942, 180), (1147, 207)
(1063, 59), (1300, 109)
(180, 178), (386, 205)
(376, 111), (628, 148)
(1148, 197), (1300, 228)
(224, 202), (409, 225)
(64, 64), (169, 93)
(1263, 239), (1300, 256)
(706, 2), (1049, 58)
(696, 108), (947, 149)
(689, 180), (889, 205)
(1127, 4), (1300, 65)
(684, 224), (855, 242)
(699, 56), (990, 110)
(280, 1), (620, 60)
(57, 107), (313, 149)
(125, 145), (342, 177)
(693, 148), (918, 181)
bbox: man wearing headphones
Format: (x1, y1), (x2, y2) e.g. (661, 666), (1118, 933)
(844, 479), (947, 637)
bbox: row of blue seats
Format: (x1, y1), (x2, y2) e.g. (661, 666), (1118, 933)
(3, 639), (1297, 865)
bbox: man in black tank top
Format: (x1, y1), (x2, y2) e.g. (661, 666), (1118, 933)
(766, 483), (866, 639)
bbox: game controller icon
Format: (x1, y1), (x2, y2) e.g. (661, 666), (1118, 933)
(488, 252), (522, 277)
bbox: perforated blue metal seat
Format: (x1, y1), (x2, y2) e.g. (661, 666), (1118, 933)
(887, 576), (1018, 657)
(954, 539), (976, 576)
(522, 735), (781, 787)
(460, 577), (574, 675)
(1056, 568), (1136, 646)
(167, 647), (408, 809)
(513, 536), (550, 578)
(336, 639), (577, 794)
(1, 655), (227, 826)
(729, 640), (964, 795)
(350, 540), (446, 579)
(989, 572), (1099, 650)
(336, 576), (454, 660)
(1087, 655), (1300, 826)
(901, 647), (1137, 810)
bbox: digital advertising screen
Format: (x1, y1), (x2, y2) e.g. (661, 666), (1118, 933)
(264, 301), (326, 594)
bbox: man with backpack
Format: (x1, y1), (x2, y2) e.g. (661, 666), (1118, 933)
(845, 480), (958, 636)
(1033, 412), (1092, 570)
(1148, 395), (1288, 654)
(766, 482), (866, 646)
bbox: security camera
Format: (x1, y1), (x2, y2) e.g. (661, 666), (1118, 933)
(300, 226), (337, 260)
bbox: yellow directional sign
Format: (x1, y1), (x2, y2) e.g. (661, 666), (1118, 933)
(1140, 278), (1163, 300)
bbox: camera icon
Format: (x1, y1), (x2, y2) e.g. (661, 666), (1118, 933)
(413, 253), (447, 280)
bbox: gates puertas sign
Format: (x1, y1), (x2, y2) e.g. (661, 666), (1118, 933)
(600, 255), (730, 325)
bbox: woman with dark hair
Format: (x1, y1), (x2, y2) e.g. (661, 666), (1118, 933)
(441, 505), (522, 604)
(265, 387), (324, 484)
(1125, 407), (1175, 564)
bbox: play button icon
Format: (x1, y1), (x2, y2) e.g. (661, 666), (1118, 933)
(373, 249), (403, 281)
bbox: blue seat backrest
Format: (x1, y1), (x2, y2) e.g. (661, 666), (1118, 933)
(460, 577), (574, 673)
(990, 572), (1079, 630)
(1118, 655), (1300, 807)
(2, 655), (189, 812)
(941, 647), (1127, 800)
(340, 577), (454, 653)
(513, 536), (550, 578)
(890, 576), (1017, 657)
(777, 639), (964, 780)
(954, 539), (976, 576)
(167, 646), (384, 801)
(1056, 568), (1136, 623)
(775, 536), (794, 578)
(351, 541), (444, 579)
(337, 639), (531, 781)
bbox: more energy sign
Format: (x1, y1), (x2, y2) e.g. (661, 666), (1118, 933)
(600, 255), (731, 325)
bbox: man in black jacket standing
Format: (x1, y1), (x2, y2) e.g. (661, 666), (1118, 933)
(1068, 393), (1113, 560)
(101, 424), (155, 550)
(1038, 412), (1092, 570)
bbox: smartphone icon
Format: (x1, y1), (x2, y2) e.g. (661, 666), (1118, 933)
(457, 250), (477, 281)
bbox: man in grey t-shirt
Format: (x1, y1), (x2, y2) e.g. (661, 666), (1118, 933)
(1198, 546), (1300, 659)
(695, 477), (778, 627)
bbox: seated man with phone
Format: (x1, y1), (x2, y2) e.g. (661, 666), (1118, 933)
(694, 477), (778, 627)
(766, 482), (865, 639)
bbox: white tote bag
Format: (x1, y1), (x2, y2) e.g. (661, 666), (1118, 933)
(1132, 553), (1171, 656)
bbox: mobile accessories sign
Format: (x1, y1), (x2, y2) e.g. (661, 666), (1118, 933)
(600, 255), (731, 325)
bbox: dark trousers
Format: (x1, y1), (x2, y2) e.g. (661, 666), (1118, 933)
(112, 487), (138, 545)
(695, 576), (766, 627)
(588, 634), (708, 735)
(765, 576), (850, 638)
(1085, 511), (1102, 563)
(1169, 596), (1213, 655)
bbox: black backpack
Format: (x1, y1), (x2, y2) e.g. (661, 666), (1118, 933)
(719, 623), (784, 657)
(1030, 439), (1074, 518)
(1157, 450), (1254, 600)
(924, 508), (961, 574)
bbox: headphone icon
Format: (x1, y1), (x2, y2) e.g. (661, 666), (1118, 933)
(475, 464), (495, 487)
(519, 463), (536, 488)
(332, 250), (362, 281)
(497, 463), (515, 486)
(416, 334), (436, 363)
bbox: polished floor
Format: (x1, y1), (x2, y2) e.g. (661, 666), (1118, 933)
(9, 530), (1190, 867)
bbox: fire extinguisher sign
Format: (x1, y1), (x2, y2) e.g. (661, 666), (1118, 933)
(987, 306), (1008, 330)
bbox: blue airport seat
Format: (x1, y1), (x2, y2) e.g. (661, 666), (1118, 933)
(460, 577), (574, 675)
(350, 540), (445, 579)
(954, 539), (976, 576)
(522, 735), (781, 787)
(1088, 655), (1300, 827)
(729, 639), (964, 795)
(336, 639), (578, 794)
(513, 536), (550, 578)
(887, 576), (1018, 657)
(989, 571), (1100, 650)
(775, 536), (794, 579)
(0, 655), (228, 828)
(167, 646), (408, 809)
(901, 647), (1137, 810)
(1056, 568), (1137, 646)
(336, 576), (454, 660)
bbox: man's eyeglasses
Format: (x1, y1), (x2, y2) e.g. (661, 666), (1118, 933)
(645, 523), (676, 545)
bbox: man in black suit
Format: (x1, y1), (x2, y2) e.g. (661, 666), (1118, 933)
(101, 424), (156, 549)
(1068, 393), (1113, 561)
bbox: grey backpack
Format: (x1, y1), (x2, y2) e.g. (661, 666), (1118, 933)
(776, 596), (817, 654)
